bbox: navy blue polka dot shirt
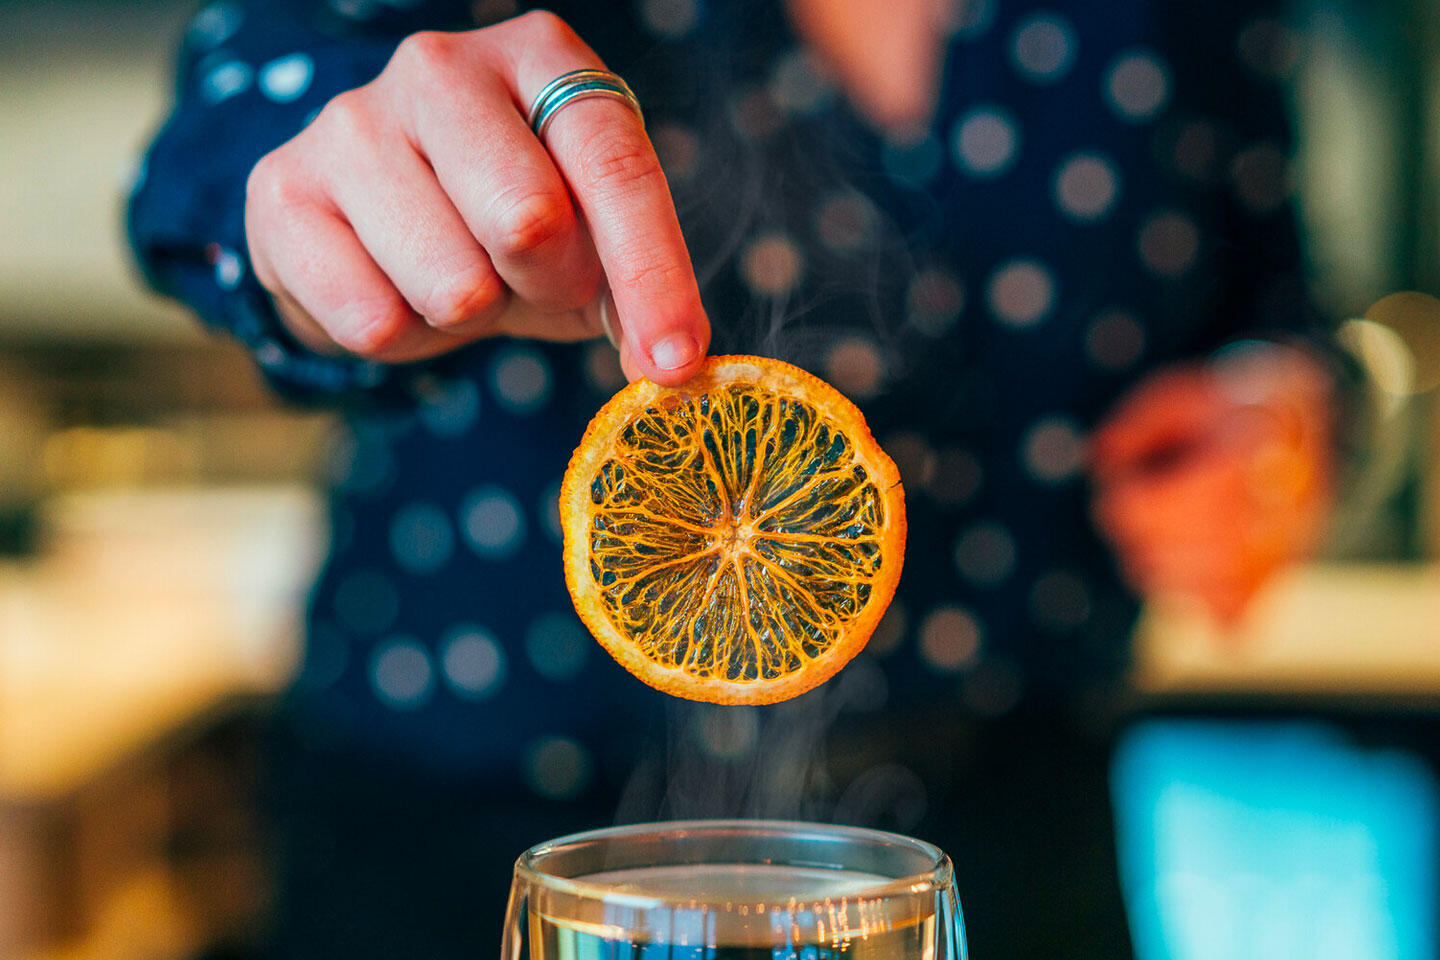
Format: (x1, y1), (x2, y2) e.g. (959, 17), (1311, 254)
(130, 0), (1324, 795)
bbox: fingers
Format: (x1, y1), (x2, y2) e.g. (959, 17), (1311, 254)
(489, 12), (710, 385)
(246, 159), (466, 364)
(319, 98), (509, 338)
(245, 13), (707, 374)
(387, 31), (602, 314)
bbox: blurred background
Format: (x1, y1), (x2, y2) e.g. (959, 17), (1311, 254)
(3, 0), (1440, 958)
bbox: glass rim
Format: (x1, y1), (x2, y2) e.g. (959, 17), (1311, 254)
(513, 818), (953, 908)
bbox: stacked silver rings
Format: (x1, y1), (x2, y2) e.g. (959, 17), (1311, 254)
(526, 68), (644, 139)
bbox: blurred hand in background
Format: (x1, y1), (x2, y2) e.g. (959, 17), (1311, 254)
(1090, 343), (1336, 626)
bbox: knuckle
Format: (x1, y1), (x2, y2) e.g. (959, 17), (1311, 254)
(490, 189), (575, 259)
(245, 151), (315, 243)
(329, 298), (411, 356)
(517, 10), (578, 47)
(576, 127), (664, 198)
(422, 267), (507, 328)
(244, 150), (294, 213)
(317, 89), (379, 146)
(394, 30), (459, 79)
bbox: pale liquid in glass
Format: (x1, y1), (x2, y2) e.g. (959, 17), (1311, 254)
(531, 864), (937, 960)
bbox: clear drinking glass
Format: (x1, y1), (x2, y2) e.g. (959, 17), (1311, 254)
(502, 820), (967, 960)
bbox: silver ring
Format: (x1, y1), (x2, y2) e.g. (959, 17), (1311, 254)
(527, 68), (643, 140)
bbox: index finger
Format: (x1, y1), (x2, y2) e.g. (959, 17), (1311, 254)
(487, 13), (709, 384)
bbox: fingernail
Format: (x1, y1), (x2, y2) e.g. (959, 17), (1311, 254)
(649, 333), (699, 371)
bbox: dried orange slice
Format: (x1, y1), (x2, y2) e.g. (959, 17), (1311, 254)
(560, 355), (906, 705)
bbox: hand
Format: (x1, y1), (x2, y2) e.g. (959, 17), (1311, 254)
(1090, 344), (1335, 625)
(243, 12), (708, 385)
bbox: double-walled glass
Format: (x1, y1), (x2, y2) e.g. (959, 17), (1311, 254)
(503, 820), (967, 960)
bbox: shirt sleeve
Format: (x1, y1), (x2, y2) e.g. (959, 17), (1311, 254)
(126, 0), (475, 402)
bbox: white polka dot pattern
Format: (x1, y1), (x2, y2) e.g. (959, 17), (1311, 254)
(1105, 51), (1170, 121)
(388, 501), (454, 575)
(490, 347), (551, 414)
(918, 605), (983, 672)
(1138, 211), (1200, 277)
(740, 234), (804, 296)
(213, 247), (243, 289)
(1010, 13), (1076, 82)
(639, 0), (699, 38)
(583, 341), (626, 392)
(460, 486), (525, 559)
(906, 269), (965, 336)
(523, 736), (593, 798)
(1021, 416), (1085, 483)
(1085, 310), (1145, 370)
(730, 87), (784, 140)
(952, 107), (1020, 177)
(1237, 17), (1298, 79)
(953, 521), (1017, 586)
(188, 2), (243, 49)
(330, 0), (377, 19)
(255, 340), (286, 369)
(332, 426), (395, 496)
(1054, 152), (1120, 222)
(259, 53), (313, 103)
(441, 626), (506, 700)
(416, 377), (480, 437)
(201, 59), (252, 104)
(177, 2), (1300, 759)
(824, 337), (885, 400)
(1230, 142), (1288, 213)
(770, 48), (834, 115)
(815, 192), (877, 254)
(370, 637), (434, 709)
(950, 0), (995, 38)
(987, 259), (1056, 327)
